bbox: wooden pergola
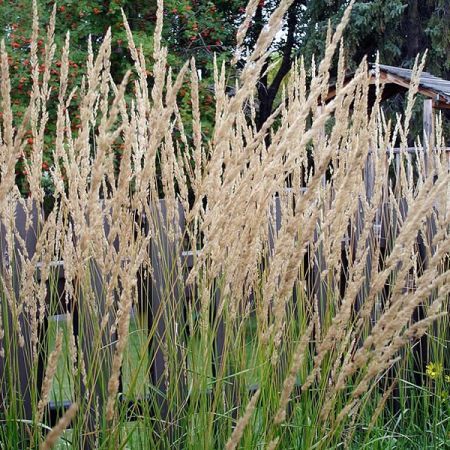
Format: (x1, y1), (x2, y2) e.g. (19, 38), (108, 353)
(326, 64), (450, 174)
(326, 64), (450, 109)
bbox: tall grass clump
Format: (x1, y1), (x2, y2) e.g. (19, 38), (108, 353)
(0, 0), (449, 448)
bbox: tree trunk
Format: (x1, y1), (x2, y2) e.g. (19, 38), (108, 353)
(406, 0), (420, 60)
(256, 1), (300, 131)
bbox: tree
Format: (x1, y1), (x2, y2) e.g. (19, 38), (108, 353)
(302, 0), (450, 138)
(0, 1), (244, 194)
(303, 0), (450, 79)
(1, 0), (449, 195)
(249, 1), (305, 130)
(242, 0), (450, 135)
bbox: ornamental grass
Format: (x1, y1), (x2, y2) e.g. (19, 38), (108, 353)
(0, 1), (449, 449)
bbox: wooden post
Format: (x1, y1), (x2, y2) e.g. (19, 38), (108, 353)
(423, 98), (434, 176)
(0, 202), (41, 422)
(316, 106), (327, 188)
(364, 149), (375, 202)
(149, 199), (186, 438)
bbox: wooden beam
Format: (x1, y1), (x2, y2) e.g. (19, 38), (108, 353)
(325, 70), (450, 108)
(433, 100), (450, 110)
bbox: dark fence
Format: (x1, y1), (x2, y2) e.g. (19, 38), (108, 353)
(0, 200), (223, 436)
(0, 146), (446, 444)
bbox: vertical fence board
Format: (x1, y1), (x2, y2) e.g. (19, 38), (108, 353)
(0, 202), (40, 420)
(149, 199), (186, 430)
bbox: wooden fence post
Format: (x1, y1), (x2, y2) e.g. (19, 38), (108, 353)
(0, 202), (41, 421)
(423, 98), (433, 176)
(71, 202), (117, 449)
(149, 199), (186, 436)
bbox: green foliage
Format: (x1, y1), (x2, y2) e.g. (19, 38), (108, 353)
(1, 1), (450, 195)
(0, 1), (244, 196)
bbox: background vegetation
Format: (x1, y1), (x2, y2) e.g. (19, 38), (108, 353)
(1, 0), (450, 196)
